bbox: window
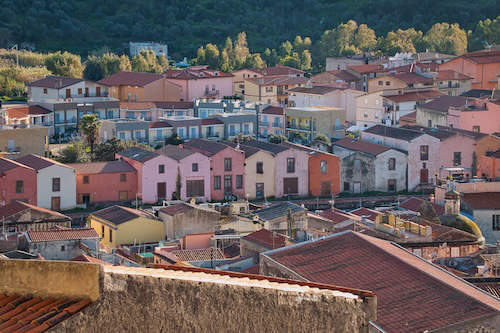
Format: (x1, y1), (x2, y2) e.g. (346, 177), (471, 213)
(473, 126), (480, 133)
(388, 158), (396, 170)
(186, 180), (205, 197)
(420, 145), (429, 161)
(158, 164), (165, 174)
(320, 160), (328, 174)
(214, 176), (221, 190)
(61, 245), (65, 252)
(256, 162), (264, 174)
(83, 175), (89, 184)
(43, 88), (47, 94)
(109, 229), (113, 242)
(428, 119), (432, 128)
(492, 215), (500, 231)
(15, 180), (23, 193)
(101, 225), (105, 238)
(224, 158), (232, 171)
(287, 158), (295, 173)
(265, 86), (273, 93)
(453, 152), (462, 166)
(236, 175), (243, 189)
(52, 178), (60, 192)
(378, 80), (383, 86)
(354, 159), (361, 172)
(120, 174), (127, 182)
(119, 191), (128, 201)
(224, 175), (232, 193)
(344, 182), (350, 192)
(385, 81), (390, 86)
(283, 177), (298, 195)
(388, 179), (397, 192)
(192, 163), (199, 172)
(78, 88), (82, 95)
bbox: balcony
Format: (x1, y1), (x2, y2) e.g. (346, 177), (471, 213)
(259, 121), (269, 126)
(272, 122), (282, 128)
(286, 122), (314, 131)
(204, 89), (220, 97)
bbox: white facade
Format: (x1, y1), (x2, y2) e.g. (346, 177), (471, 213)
(36, 164), (76, 210)
(356, 91), (385, 128)
(29, 80), (110, 104)
(471, 209), (500, 245)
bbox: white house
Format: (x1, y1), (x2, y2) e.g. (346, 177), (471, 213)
(16, 154), (76, 210)
(355, 91), (385, 128)
(27, 76), (110, 103)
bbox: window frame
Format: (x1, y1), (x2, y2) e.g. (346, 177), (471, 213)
(192, 163), (199, 172)
(15, 180), (24, 194)
(214, 176), (221, 190)
(224, 158), (232, 171)
(52, 177), (61, 192)
(287, 157), (295, 173)
(256, 162), (264, 174)
(388, 158), (396, 171)
(420, 145), (429, 161)
(320, 160), (328, 174)
(158, 164), (165, 174)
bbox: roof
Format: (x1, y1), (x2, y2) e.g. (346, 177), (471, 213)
(171, 248), (225, 261)
(333, 137), (391, 156)
(162, 68), (233, 80)
(242, 228), (288, 249)
(91, 205), (156, 226)
(460, 50), (500, 65)
(117, 147), (159, 162)
(399, 111), (416, 123)
(200, 118), (224, 125)
(71, 253), (110, 265)
(148, 120), (172, 129)
(461, 89), (495, 98)
(98, 71), (162, 86)
(0, 294), (91, 332)
(261, 105), (284, 115)
(159, 203), (195, 216)
(468, 279), (500, 299)
(222, 141), (261, 158)
(400, 215), (478, 243)
(120, 102), (157, 110)
(27, 75), (84, 89)
(16, 154), (72, 171)
(349, 208), (382, 222)
(0, 201), (69, 220)
(486, 149), (500, 158)
(437, 70), (473, 81)
(288, 86), (339, 95)
(384, 90), (443, 103)
(183, 139), (232, 156)
(347, 64), (385, 74)
(5, 105), (52, 119)
(391, 72), (434, 85)
(261, 65), (304, 76)
(420, 95), (469, 113)
(154, 101), (194, 109)
(68, 160), (135, 174)
(363, 125), (423, 142)
(321, 70), (359, 82)
(253, 202), (305, 221)
(157, 145), (196, 161)
(264, 231), (500, 333)
(436, 125), (488, 140)
(0, 157), (34, 174)
(462, 192), (500, 210)
(240, 264), (260, 274)
(400, 197), (445, 216)
(243, 140), (289, 155)
(319, 208), (356, 223)
(402, 125), (456, 140)
(246, 75), (309, 86)
(27, 228), (99, 242)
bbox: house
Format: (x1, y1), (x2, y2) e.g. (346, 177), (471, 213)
(27, 76), (110, 103)
(232, 69), (264, 96)
(240, 228), (291, 257)
(244, 140), (309, 198)
(150, 116), (202, 141)
(100, 118), (149, 143)
(461, 192), (500, 244)
(260, 231), (500, 333)
(436, 70), (472, 96)
(349, 207), (382, 222)
(416, 95), (469, 128)
(183, 139), (245, 201)
(283, 142), (341, 197)
(68, 160), (138, 205)
(162, 66), (234, 101)
(212, 113), (256, 139)
(355, 91), (385, 128)
(26, 227), (100, 260)
(362, 125), (440, 190)
(16, 154), (76, 210)
(325, 54), (384, 71)
(244, 76), (309, 105)
(2, 105), (53, 134)
(317, 208), (359, 226)
(193, 99), (257, 118)
(287, 85), (363, 122)
(399, 196), (445, 216)
(223, 142), (275, 200)
(200, 118), (225, 140)
(89, 205), (164, 248)
(157, 145), (211, 201)
(0, 125), (49, 157)
(446, 98), (500, 134)
(158, 202), (220, 240)
(258, 105), (285, 138)
(117, 147), (177, 203)
(479, 149), (500, 180)
(285, 106), (346, 144)
(368, 72), (436, 94)
(98, 71), (181, 102)
(383, 90), (444, 125)
(0, 201), (72, 234)
(154, 101), (194, 117)
(260, 65), (305, 77)
(439, 49), (500, 90)
(333, 137), (407, 193)
(345, 64), (387, 92)
(120, 102), (158, 121)
(252, 201), (307, 237)
(0, 157), (37, 206)
(311, 70), (359, 89)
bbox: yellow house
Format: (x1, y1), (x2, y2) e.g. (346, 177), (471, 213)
(244, 76), (309, 105)
(88, 205), (165, 248)
(232, 69), (263, 96)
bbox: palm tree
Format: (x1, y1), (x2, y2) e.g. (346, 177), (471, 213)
(79, 114), (101, 158)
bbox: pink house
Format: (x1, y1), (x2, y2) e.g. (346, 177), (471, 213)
(182, 139), (245, 201)
(244, 140), (309, 198)
(0, 157), (37, 206)
(259, 105), (285, 138)
(162, 66), (234, 101)
(362, 125), (440, 191)
(447, 98), (500, 134)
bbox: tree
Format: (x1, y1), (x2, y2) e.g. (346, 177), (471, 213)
(300, 50), (312, 71)
(269, 134), (287, 144)
(424, 23), (467, 55)
(204, 43), (220, 69)
(354, 24), (377, 52)
(93, 138), (123, 161)
(131, 49), (163, 73)
(469, 16), (500, 51)
(175, 166), (182, 200)
(379, 28), (424, 54)
(165, 133), (184, 146)
(45, 51), (83, 78)
(79, 114), (101, 158)
(314, 133), (330, 144)
(263, 48), (279, 67)
(245, 53), (266, 69)
(280, 52), (300, 68)
(234, 32), (250, 68)
(83, 56), (105, 81)
(56, 142), (89, 163)
(293, 36), (305, 54)
(280, 40), (293, 57)
(194, 46), (206, 65)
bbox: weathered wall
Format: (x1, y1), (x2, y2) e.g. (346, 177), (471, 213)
(29, 239), (82, 260)
(52, 269), (374, 333)
(160, 208), (221, 240)
(0, 259), (100, 301)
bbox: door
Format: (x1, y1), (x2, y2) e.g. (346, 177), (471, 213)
(283, 178), (298, 195)
(96, 87), (101, 97)
(320, 181), (331, 196)
(65, 89), (71, 98)
(119, 191), (128, 201)
(157, 182), (166, 201)
(353, 182), (361, 194)
(256, 183), (264, 199)
(420, 168), (429, 184)
(51, 197), (61, 211)
(224, 175), (232, 194)
(82, 194), (90, 205)
(85, 87), (89, 97)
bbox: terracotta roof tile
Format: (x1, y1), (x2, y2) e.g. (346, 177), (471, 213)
(363, 125), (423, 142)
(16, 154), (73, 171)
(68, 160), (135, 174)
(246, 75), (309, 86)
(242, 229), (288, 249)
(462, 192), (500, 210)
(334, 137), (391, 156)
(98, 71), (162, 86)
(200, 118), (224, 125)
(183, 139), (232, 156)
(288, 85), (339, 95)
(461, 50), (500, 64)
(159, 203), (194, 216)
(0, 157), (35, 174)
(391, 72), (434, 85)
(117, 147), (159, 162)
(400, 197), (445, 216)
(119, 102), (157, 110)
(319, 208), (356, 223)
(171, 247), (225, 261)
(384, 90), (444, 103)
(437, 70), (473, 81)
(321, 70), (359, 82)
(420, 95), (469, 113)
(349, 207), (382, 221)
(261, 65), (304, 76)
(162, 68), (233, 79)
(27, 228), (99, 242)
(347, 64), (385, 74)
(261, 105), (284, 115)
(0, 201), (69, 220)
(149, 120), (172, 129)
(243, 139), (288, 155)
(156, 145), (196, 161)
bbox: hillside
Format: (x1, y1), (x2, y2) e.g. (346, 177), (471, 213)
(1, 0), (498, 58)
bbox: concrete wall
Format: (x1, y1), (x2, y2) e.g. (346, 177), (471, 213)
(275, 148), (309, 198)
(356, 92), (384, 128)
(440, 58), (500, 90)
(29, 239), (82, 260)
(375, 150), (407, 192)
(244, 150), (276, 199)
(160, 208), (221, 240)
(37, 164), (76, 210)
(0, 161), (37, 206)
(143, 79), (181, 102)
(240, 238), (271, 257)
(74, 170), (138, 204)
(0, 127), (49, 156)
(179, 153), (211, 201)
(471, 209), (500, 244)
(416, 107), (448, 128)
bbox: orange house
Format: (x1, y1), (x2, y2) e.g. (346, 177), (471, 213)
(68, 160), (138, 205)
(478, 150), (500, 180)
(439, 49), (500, 90)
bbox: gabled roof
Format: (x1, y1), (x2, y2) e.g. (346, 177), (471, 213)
(117, 147), (159, 162)
(200, 118), (224, 125)
(243, 140), (288, 155)
(384, 90), (443, 103)
(171, 248), (225, 261)
(223, 141), (261, 158)
(437, 70), (473, 81)
(120, 102), (157, 110)
(246, 75), (309, 86)
(347, 64), (385, 74)
(321, 70), (359, 82)
(462, 192), (500, 210)
(260, 65), (304, 76)
(5, 105), (52, 119)
(16, 154), (73, 171)
(333, 138), (391, 156)
(261, 105), (284, 115)
(68, 160), (135, 174)
(319, 208), (356, 223)
(149, 120), (172, 129)
(390, 72), (434, 85)
(253, 202), (305, 221)
(159, 203), (195, 216)
(419, 95), (469, 113)
(162, 68), (233, 79)
(0, 201), (70, 220)
(27, 75), (84, 89)
(91, 205), (156, 226)
(349, 207), (381, 222)
(0, 157), (34, 174)
(154, 101), (194, 109)
(27, 228), (99, 242)
(399, 197), (445, 216)
(288, 86), (339, 95)
(436, 125), (488, 140)
(402, 125), (456, 140)
(264, 231), (500, 333)
(242, 228), (288, 249)
(98, 71), (162, 87)
(363, 125), (423, 142)
(460, 50), (500, 65)
(183, 139), (233, 156)
(157, 145), (196, 161)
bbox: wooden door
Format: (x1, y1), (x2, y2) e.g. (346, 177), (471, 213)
(256, 183), (264, 199)
(157, 182), (166, 200)
(85, 87), (89, 97)
(420, 168), (429, 184)
(65, 89), (71, 98)
(51, 196), (61, 211)
(283, 177), (298, 195)
(96, 87), (101, 97)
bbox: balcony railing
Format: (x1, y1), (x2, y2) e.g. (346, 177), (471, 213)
(286, 123), (314, 131)
(59, 92), (109, 99)
(259, 121), (269, 126)
(272, 122), (282, 128)
(204, 89), (220, 96)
